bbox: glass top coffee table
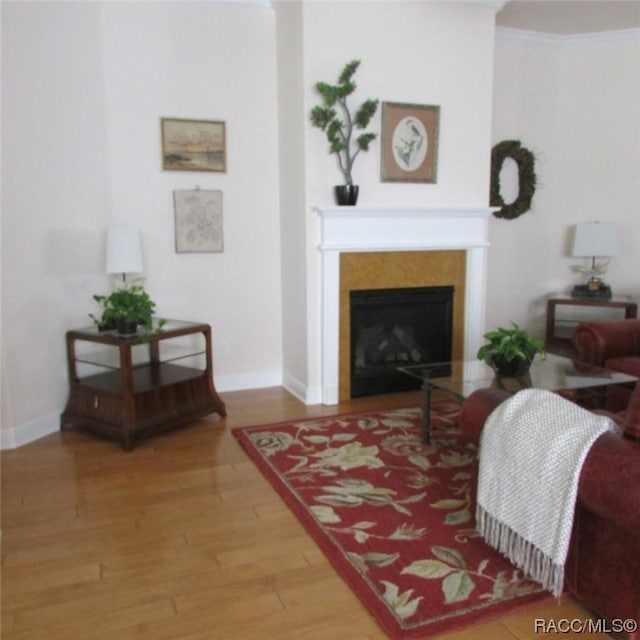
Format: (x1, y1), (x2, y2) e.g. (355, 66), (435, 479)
(398, 353), (638, 443)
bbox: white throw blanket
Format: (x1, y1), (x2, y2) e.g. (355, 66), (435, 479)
(476, 388), (614, 596)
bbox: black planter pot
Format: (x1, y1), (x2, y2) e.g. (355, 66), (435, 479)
(115, 317), (138, 336)
(491, 356), (531, 378)
(97, 318), (117, 333)
(334, 185), (359, 206)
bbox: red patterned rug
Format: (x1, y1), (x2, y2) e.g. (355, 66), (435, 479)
(233, 402), (548, 639)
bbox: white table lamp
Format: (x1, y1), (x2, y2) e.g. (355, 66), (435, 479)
(106, 225), (144, 284)
(570, 222), (619, 299)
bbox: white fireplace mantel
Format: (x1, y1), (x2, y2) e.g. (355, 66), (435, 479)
(314, 204), (495, 405)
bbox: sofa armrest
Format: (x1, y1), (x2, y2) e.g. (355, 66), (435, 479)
(458, 388), (510, 445)
(573, 319), (640, 366)
(460, 388), (640, 535)
(595, 382), (640, 440)
(622, 382), (640, 441)
(578, 432), (640, 533)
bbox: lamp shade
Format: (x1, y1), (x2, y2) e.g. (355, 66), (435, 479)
(105, 225), (144, 275)
(571, 222), (619, 258)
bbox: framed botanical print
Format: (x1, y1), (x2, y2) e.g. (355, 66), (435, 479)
(173, 189), (223, 253)
(380, 102), (440, 183)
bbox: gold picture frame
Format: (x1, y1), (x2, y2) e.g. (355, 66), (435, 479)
(380, 102), (440, 183)
(161, 118), (226, 172)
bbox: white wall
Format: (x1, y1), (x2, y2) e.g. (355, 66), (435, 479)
(302, 1), (497, 207)
(298, 1), (500, 400)
(1, 1), (282, 446)
(274, 0), (310, 401)
(4, 1), (637, 447)
(2, 3), (113, 445)
(489, 29), (640, 337)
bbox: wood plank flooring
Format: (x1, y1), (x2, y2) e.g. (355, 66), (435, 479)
(1, 387), (611, 639)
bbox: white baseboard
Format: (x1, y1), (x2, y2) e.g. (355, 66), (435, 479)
(1, 370), (325, 449)
(281, 371), (325, 405)
(1, 412), (60, 450)
(215, 369), (283, 392)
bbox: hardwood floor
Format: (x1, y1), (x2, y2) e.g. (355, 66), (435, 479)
(1, 387), (610, 639)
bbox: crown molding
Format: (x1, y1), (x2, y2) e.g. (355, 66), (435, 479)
(153, 0), (508, 11)
(167, 0), (272, 6)
(496, 26), (640, 46)
(425, 0), (507, 9)
(269, 0), (505, 8)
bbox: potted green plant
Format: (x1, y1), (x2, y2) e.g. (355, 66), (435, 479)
(310, 59), (379, 206)
(90, 284), (158, 335)
(476, 323), (546, 377)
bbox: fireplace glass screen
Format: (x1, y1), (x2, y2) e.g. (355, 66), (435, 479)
(350, 286), (454, 397)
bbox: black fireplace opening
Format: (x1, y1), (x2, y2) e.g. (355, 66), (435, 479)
(350, 286), (454, 398)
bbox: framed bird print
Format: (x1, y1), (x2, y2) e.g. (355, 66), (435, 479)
(380, 102), (440, 183)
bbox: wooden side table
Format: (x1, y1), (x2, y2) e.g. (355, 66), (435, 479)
(545, 296), (638, 357)
(61, 320), (226, 449)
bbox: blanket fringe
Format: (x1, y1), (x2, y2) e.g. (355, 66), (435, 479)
(476, 504), (564, 597)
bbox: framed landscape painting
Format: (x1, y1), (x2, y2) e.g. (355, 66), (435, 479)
(380, 102), (440, 183)
(161, 118), (226, 172)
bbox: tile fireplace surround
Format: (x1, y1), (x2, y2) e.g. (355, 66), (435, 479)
(315, 205), (494, 405)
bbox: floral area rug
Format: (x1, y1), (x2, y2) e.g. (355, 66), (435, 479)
(232, 402), (548, 639)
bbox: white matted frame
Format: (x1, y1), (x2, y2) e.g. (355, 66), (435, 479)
(173, 189), (223, 253)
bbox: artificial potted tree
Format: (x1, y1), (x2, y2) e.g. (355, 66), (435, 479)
(476, 323), (546, 377)
(310, 59), (379, 206)
(90, 284), (158, 336)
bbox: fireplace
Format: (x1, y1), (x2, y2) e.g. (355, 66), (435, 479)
(350, 286), (454, 397)
(314, 205), (493, 405)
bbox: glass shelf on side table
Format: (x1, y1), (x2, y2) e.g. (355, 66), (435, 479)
(61, 319), (226, 449)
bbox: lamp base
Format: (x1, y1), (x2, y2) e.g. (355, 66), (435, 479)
(571, 284), (612, 300)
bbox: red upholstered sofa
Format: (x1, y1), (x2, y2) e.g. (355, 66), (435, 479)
(459, 383), (640, 639)
(573, 319), (640, 411)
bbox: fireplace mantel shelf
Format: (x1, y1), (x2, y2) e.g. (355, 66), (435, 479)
(314, 204), (496, 253)
(314, 205), (497, 218)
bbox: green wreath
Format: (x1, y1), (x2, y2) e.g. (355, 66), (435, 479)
(490, 140), (536, 219)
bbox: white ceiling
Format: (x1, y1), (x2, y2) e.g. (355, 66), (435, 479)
(496, 0), (640, 34)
